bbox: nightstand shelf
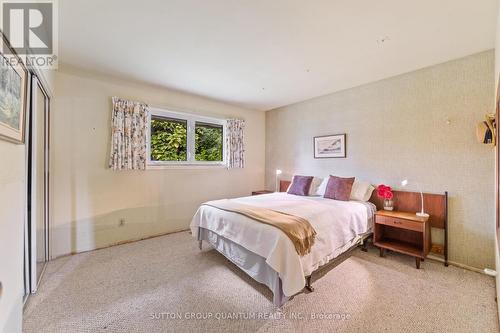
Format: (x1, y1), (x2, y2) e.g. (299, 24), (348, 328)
(374, 238), (423, 258)
(374, 210), (431, 269)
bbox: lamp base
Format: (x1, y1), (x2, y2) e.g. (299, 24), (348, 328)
(416, 212), (430, 218)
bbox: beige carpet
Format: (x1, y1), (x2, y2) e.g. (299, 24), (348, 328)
(23, 231), (499, 333)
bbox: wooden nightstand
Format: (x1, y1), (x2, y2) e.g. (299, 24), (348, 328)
(373, 210), (431, 269)
(251, 190), (274, 196)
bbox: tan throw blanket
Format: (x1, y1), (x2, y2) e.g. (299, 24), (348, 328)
(203, 199), (317, 256)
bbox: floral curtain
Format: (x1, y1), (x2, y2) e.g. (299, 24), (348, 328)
(109, 97), (149, 170)
(226, 119), (245, 169)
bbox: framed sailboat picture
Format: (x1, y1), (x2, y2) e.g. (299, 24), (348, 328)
(0, 34), (28, 144)
(314, 134), (346, 158)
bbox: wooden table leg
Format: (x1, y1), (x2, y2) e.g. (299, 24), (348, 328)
(379, 248), (385, 257)
(415, 257), (421, 269)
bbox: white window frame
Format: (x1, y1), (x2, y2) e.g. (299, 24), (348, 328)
(147, 107), (227, 168)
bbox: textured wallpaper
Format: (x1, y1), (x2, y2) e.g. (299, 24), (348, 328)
(266, 51), (495, 269)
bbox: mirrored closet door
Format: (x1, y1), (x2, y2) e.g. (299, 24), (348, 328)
(26, 74), (50, 294)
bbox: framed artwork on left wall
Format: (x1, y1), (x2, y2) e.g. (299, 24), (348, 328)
(314, 134), (346, 158)
(0, 33), (28, 144)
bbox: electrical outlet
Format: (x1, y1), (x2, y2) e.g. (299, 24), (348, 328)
(484, 268), (497, 277)
(119, 219), (125, 227)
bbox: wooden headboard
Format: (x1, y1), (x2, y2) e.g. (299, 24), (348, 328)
(279, 180), (291, 192)
(280, 180), (448, 264)
(369, 190), (448, 229)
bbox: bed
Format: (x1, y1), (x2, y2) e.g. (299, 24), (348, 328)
(190, 190), (376, 306)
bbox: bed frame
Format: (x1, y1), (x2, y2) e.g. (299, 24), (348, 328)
(197, 228), (371, 305)
(303, 232), (371, 292)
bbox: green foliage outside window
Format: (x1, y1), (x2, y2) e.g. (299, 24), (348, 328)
(150, 117), (187, 161)
(195, 123), (223, 161)
(150, 117), (223, 162)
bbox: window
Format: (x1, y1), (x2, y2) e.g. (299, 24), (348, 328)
(148, 108), (226, 166)
(195, 122), (223, 162)
(150, 117), (188, 162)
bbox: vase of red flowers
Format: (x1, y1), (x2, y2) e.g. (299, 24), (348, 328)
(377, 184), (394, 211)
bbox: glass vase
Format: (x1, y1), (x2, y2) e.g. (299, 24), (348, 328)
(383, 199), (394, 211)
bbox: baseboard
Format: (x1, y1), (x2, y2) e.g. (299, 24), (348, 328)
(427, 254), (486, 274)
(51, 228), (190, 260)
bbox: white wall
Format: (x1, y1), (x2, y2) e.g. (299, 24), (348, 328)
(266, 51), (495, 270)
(50, 66), (266, 258)
(0, 142), (25, 333)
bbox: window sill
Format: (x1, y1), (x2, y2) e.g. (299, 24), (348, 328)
(146, 163), (227, 170)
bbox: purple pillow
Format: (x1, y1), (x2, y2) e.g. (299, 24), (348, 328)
(287, 175), (314, 196)
(324, 175), (355, 201)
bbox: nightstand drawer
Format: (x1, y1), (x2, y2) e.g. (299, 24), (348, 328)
(376, 215), (423, 232)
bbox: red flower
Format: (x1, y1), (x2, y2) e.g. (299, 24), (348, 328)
(377, 184), (393, 200)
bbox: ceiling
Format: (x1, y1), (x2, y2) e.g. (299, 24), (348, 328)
(59, 0), (498, 111)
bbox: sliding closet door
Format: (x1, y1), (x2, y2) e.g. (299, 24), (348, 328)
(29, 75), (50, 292)
(497, 79), (500, 252)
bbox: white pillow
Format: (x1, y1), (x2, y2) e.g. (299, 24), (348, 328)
(350, 181), (374, 201)
(363, 185), (375, 202)
(309, 177), (323, 196)
(315, 177), (329, 196)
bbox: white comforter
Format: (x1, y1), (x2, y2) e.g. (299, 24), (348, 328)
(190, 192), (375, 297)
